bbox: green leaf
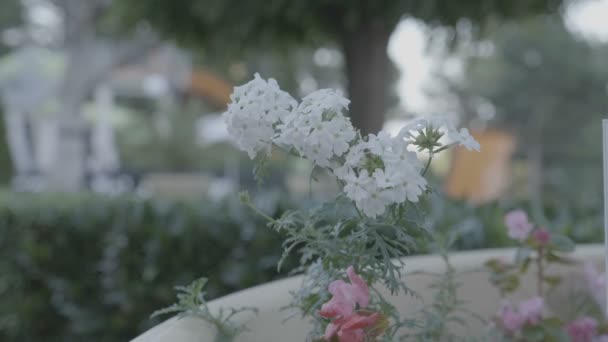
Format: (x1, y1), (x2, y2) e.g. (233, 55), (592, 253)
(520, 256), (532, 273)
(549, 235), (575, 253)
(543, 275), (562, 287)
(515, 247), (533, 263)
(485, 258), (510, 272)
(544, 326), (570, 342)
(489, 272), (520, 293)
(545, 251), (576, 264)
(521, 324), (545, 341)
(542, 317), (563, 328)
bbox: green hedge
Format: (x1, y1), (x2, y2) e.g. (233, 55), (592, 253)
(0, 192), (295, 341)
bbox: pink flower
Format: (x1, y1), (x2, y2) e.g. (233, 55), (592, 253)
(325, 312), (380, 342)
(499, 302), (525, 332)
(319, 266), (369, 319)
(532, 228), (551, 246)
(498, 297), (543, 334)
(320, 266), (381, 342)
(584, 263), (606, 307)
(565, 317), (598, 342)
(517, 296), (544, 324)
(595, 335), (608, 342)
(504, 210), (534, 241)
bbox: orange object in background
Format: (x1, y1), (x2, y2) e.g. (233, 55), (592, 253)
(444, 130), (516, 204)
(189, 69), (233, 109)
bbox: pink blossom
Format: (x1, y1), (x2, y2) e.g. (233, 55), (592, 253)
(595, 335), (608, 342)
(498, 297), (543, 334)
(319, 266), (369, 319)
(324, 313), (379, 342)
(499, 302), (525, 332)
(504, 210), (534, 241)
(517, 296), (544, 324)
(320, 266), (380, 342)
(565, 317), (598, 342)
(584, 263), (606, 307)
(532, 228), (551, 246)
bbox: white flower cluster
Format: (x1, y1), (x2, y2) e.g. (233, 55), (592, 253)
(224, 74), (356, 165)
(334, 132), (426, 218)
(224, 75), (480, 218)
(398, 117), (481, 152)
(223, 73), (297, 158)
(276, 89), (356, 167)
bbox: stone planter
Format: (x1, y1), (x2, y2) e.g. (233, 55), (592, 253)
(132, 244), (604, 341)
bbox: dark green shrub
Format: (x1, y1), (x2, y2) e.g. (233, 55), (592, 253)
(0, 192), (294, 341)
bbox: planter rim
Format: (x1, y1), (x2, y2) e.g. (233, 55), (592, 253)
(208, 243), (604, 310)
(132, 244), (604, 342)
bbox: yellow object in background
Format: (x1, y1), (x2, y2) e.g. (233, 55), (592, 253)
(444, 130), (516, 204)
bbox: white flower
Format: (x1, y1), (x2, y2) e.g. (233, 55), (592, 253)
(358, 186), (393, 218)
(275, 89), (356, 167)
(398, 116), (480, 152)
(343, 170), (373, 202)
(335, 131), (426, 218)
(223, 73), (297, 159)
(448, 128), (480, 151)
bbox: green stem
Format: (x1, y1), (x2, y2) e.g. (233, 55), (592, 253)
(243, 200), (276, 224)
(422, 153), (434, 177)
(433, 142), (457, 154)
(353, 203), (365, 220)
(536, 248), (544, 297)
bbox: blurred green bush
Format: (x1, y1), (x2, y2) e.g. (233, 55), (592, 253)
(424, 190), (603, 251)
(0, 190), (602, 341)
(0, 191), (294, 341)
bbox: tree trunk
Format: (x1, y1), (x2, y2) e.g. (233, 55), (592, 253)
(342, 19), (392, 135)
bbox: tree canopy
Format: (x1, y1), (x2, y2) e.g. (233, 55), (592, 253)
(115, 0), (564, 133)
(115, 0), (563, 49)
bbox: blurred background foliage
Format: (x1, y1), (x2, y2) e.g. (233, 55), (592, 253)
(0, 0), (607, 340)
(0, 191), (294, 341)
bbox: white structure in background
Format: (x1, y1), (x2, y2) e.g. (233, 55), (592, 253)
(88, 84), (123, 193)
(195, 114), (239, 200)
(0, 0), (166, 192)
(0, 46), (62, 190)
(0, 43), (192, 193)
(195, 114), (231, 146)
(602, 119), (608, 314)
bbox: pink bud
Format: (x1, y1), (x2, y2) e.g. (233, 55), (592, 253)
(532, 228), (551, 246)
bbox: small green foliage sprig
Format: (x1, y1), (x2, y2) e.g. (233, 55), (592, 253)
(152, 278), (258, 342)
(485, 232), (575, 299)
(399, 235), (489, 342)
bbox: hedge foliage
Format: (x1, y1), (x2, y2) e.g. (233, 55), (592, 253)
(0, 191), (294, 341)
